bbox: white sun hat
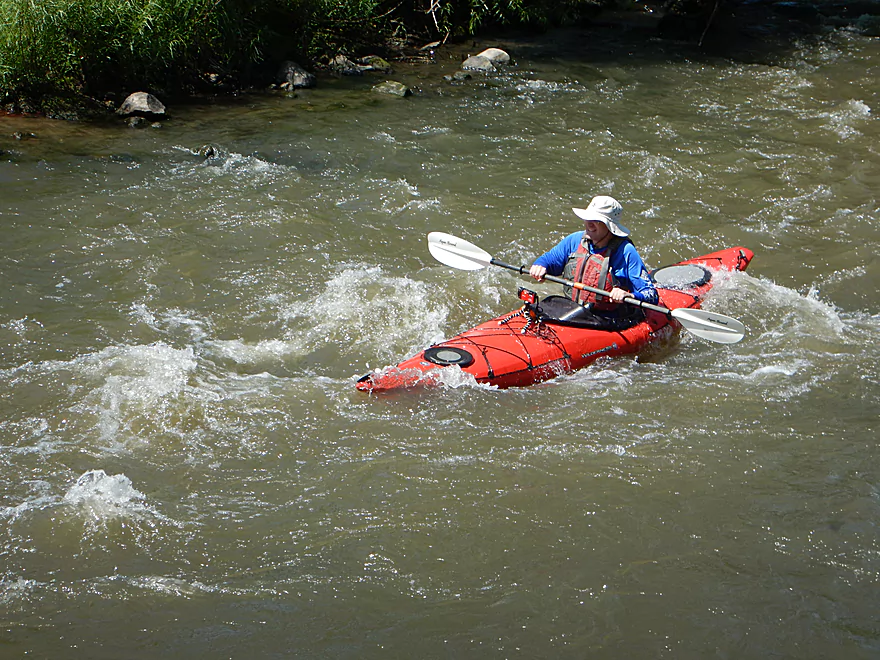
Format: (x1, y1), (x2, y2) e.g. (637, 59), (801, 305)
(572, 195), (630, 237)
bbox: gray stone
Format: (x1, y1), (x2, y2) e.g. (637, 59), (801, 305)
(477, 48), (510, 65)
(372, 81), (411, 97)
(277, 60), (316, 88)
(359, 55), (394, 73)
(330, 54), (365, 75)
(443, 71), (472, 83)
(117, 92), (166, 118)
(461, 55), (495, 72)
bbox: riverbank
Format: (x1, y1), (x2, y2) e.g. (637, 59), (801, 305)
(2, 0), (878, 123)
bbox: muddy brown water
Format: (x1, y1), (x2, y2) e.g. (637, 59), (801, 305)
(1, 25), (878, 659)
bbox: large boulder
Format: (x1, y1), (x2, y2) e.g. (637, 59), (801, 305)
(116, 92), (165, 119)
(478, 48), (511, 65)
(461, 47), (511, 73)
(277, 61), (316, 89)
(461, 54), (495, 72)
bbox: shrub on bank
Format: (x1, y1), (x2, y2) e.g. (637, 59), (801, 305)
(0, 0), (280, 99)
(0, 0), (599, 112)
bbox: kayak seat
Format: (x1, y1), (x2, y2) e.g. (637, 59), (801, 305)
(537, 296), (642, 331)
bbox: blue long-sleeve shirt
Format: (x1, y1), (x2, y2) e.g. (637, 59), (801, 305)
(533, 232), (659, 304)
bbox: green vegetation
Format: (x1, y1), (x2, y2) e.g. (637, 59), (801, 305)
(0, 0), (601, 113)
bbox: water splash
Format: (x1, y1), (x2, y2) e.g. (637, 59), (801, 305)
(74, 343), (201, 445)
(819, 99), (872, 139)
(62, 469), (149, 523)
(278, 265), (449, 363)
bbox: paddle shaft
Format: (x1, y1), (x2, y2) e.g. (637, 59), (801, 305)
(490, 258), (675, 317)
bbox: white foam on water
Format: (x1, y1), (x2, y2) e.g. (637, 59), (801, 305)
(410, 125), (452, 136)
(1, 470), (189, 585)
(1, 469), (171, 530)
(733, 272), (849, 342)
(431, 453), (479, 466)
(819, 99), (872, 139)
(632, 151), (705, 189)
(128, 305), (213, 343)
(278, 264), (450, 363)
(72, 342), (202, 445)
(206, 337), (308, 364)
(744, 361), (809, 380)
(515, 79), (579, 95)
(172, 146), (301, 184)
(740, 184), (835, 235)
(0, 493), (55, 523)
(369, 131), (397, 143)
(562, 360), (637, 391)
(0, 578), (42, 607)
(689, 270), (879, 404)
(432, 365), (496, 390)
(129, 301), (158, 327)
(119, 575), (213, 598)
(62, 469), (149, 521)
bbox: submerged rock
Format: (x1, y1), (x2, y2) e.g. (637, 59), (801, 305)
(443, 71), (473, 83)
(372, 81), (412, 97)
(196, 144), (227, 162)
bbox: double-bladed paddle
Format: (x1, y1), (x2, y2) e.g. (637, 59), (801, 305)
(427, 231), (746, 344)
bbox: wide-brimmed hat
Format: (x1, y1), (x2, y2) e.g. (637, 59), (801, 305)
(572, 196), (630, 237)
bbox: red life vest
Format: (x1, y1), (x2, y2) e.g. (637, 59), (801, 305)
(562, 236), (628, 310)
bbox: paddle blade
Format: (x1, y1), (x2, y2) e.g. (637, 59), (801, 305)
(427, 232), (493, 271)
(671, 307), (746, 344)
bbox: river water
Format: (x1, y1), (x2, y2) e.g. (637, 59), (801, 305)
(1, 23), (878, 659)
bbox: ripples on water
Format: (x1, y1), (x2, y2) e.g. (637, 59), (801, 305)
(1, 27), (879, 658)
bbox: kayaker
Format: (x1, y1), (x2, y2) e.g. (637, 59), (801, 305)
(529, 195), (658, 328)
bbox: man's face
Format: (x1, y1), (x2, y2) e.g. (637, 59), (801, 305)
(584, 220), (611, 243)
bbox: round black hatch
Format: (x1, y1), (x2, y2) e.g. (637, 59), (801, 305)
(651, 264), (712, 290)
(423, 346), (475, 367)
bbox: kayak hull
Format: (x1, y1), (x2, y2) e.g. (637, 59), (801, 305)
(356, 246), (753, 392)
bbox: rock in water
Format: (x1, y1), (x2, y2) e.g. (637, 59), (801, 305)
(461, 55), (495, 72)
(277, 61), (317, 89)
(117, 92), (166, 119)
(478, 48), (510, 65)
(372, 81), (412, 97)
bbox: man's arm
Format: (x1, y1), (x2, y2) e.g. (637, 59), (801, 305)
(619, 244), (658, 304)
(531, 232), (582, 277)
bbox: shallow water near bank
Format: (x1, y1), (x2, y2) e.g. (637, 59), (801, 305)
(1, 26), (879, 658)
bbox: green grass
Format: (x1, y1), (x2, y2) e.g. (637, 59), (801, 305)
(0, 0), (601, 110)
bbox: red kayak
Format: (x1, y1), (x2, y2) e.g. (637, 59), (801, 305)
(356, 239), (753, 393)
